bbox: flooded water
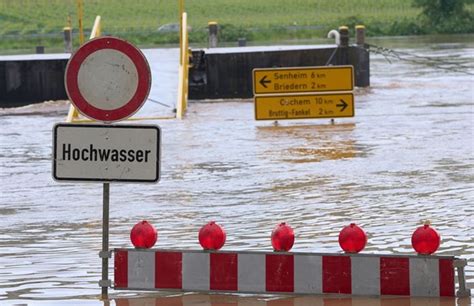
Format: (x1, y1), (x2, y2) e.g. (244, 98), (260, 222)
(0, 35), (473, 305)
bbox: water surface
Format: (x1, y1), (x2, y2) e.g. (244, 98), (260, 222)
(0, 35), (473, 305)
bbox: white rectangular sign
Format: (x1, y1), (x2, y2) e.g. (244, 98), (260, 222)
(53, 123), (160, 183)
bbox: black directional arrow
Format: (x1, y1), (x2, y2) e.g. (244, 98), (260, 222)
(337, 99), (348, 112)
(259, 75), (272, 88)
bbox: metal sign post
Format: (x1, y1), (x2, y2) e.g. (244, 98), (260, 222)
(53, 123), (161, 298)
(101, 183), (110, 299)
(56, 36), (156, 300)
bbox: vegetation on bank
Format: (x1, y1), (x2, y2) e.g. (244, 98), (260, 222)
(413, 0), (474, 33)
(0, 0), (473, 53)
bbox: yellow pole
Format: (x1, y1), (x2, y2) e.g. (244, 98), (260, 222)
(90, 15), (102, 39)
(176, 12), (188, 119)
(183, 25), (189, 112)
(77, 0), (85, 45)
(179, 0), (184, 21)
(67, 14), (103, 123)
(179, 0), (184, 65)
(66, 102), (80, 122)
(67, 2), (85, 123)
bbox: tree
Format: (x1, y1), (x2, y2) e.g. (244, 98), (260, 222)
(413, 0), (474, 33)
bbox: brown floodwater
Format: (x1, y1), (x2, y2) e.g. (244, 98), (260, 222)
(0, 34), (473, 305)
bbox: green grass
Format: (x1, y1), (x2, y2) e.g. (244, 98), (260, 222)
(0, 0), (419, 33)
(0, 0), (473, 53)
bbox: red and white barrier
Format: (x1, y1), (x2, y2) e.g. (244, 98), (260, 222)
(114, 249), (457, 297)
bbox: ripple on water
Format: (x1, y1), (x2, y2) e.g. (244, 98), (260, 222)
(0, 42), (473, 302)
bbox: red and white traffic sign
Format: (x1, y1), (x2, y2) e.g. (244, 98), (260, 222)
(65, 36), (151, 122)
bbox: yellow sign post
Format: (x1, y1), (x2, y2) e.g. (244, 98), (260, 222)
(254, 93), (354, 120)
(253, 66), (353, 95)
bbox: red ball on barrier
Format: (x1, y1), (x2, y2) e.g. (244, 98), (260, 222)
(338, 223), (367, 253)
(271, 222), (295, 252)
(199, 221), (226, 250)
(411, 221), (440, 255)
(130, 220), (157, 249)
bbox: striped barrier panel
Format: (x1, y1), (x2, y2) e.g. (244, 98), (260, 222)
(114, 248), (459, 297)
(115, 296), (459, 306)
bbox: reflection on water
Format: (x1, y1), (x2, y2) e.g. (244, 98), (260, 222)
(6, 294), (469, 306)
(256, 123), (361, 163)
(113, 294), (465, 306)
(0, 35), (473, 305)
(5, 293), (473, 306)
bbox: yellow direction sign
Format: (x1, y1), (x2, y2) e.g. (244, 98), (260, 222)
(254, 93), (354, 120)
(253, 66), (353, 95)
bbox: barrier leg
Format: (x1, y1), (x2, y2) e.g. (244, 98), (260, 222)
(455, 259), (471, 297)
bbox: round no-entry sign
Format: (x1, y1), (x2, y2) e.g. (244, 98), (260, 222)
(65, 37), (151, 122)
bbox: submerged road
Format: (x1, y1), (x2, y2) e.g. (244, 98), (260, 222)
(0, 35), (473, 305)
